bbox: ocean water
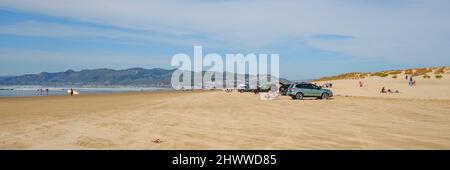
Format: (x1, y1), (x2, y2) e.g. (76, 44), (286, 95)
(0, 86), (168, 97)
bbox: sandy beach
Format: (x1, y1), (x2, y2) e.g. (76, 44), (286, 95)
(2, 0), (450, 153)
(1, 78), (450, 149)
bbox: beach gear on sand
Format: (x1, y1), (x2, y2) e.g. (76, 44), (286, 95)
(67, 89), (80, 95)
(260, 92), (279, 100)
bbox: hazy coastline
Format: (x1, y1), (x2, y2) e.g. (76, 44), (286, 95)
(0, 85), (170, 97)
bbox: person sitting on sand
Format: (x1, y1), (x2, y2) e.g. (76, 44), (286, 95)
(359, 81), (363, 87)
(395, 90), (400, 93)
(253, 88), (259, 94)
(387, 89), (392, 93)
(381, 87), (386, 93)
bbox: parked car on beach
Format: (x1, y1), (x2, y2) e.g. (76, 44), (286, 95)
(287, 82), (333, 100)
(238, 84), (271, 93)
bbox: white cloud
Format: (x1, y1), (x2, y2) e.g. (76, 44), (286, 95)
(0, 21), (231, 48)
(0, 0), (449, 64)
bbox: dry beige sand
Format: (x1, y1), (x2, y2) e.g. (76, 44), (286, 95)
(1, 83), (450, 149)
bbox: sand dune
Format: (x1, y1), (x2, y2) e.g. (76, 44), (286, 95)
(1, 89), (450, 149)
(314, 71), (450, 100)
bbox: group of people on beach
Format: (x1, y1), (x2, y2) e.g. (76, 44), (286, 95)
(406, 75), (416, 86)
(35, 88), (79, 96)
(318, 82), (332, 88)
(380, 87), (399, 94)
(356, 74), (418, 94)
(376, 75), (419, 94)
(357, 81), (400, 94)
(358, 81), (364, 87)
(224, 89), (233, 93)
(37, 88), (49, 95)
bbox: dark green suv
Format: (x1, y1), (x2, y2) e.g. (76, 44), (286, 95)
(287, 82), (333, 100)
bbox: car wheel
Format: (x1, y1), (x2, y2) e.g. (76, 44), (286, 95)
(295, 93), (303, 100)
(321, 93), (329, 100)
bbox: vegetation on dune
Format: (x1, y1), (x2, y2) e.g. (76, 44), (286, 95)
(315, 66), (448, 81)
(434, 67), (446, 74)
(431, 67), (448, 79)
(404, 69), (414, 75)
(412, 68), (432, 76)
(388, 70), (402, 75)
(371, 72), (389, 77)
(316, 72), (368, 81)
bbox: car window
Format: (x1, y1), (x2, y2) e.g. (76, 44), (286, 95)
(295, 84), (302, 88)
(301, 84), (309, 89)
(298, 84), (309, 88)
(311, 84), (319, 89)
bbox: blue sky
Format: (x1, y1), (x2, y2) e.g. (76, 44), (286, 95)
(0, 0), (449, 80)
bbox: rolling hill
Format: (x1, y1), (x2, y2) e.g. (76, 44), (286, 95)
(0, 68), (175, 87)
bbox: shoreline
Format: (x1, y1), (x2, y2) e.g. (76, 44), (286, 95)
(2, 90), (449, 102)
(0, 87), (176, 99)
(0, 89), (213, 102)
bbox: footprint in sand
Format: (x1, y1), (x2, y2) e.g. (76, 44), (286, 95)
(0, 140), (32, 149)
(75, 135), (115, 149)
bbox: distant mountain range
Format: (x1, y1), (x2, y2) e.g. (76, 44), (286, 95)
(0, 68), (291, 87)
(0, 68), (175, 87)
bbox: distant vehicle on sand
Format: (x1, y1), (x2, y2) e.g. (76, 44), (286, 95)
(287, 82), (333, 100)
(237, 84), (271, 93)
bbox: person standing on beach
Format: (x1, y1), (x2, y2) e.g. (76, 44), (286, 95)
(70, 89), (74, 96)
